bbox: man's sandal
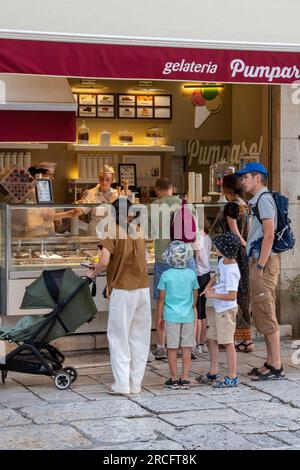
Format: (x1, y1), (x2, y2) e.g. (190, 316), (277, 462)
(236, 341), (254, 353)
(247, 362), (269, 377)
(251, 365), (286, 381)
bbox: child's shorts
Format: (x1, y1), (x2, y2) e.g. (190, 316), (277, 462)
(206, 308), (238, 345)
(165, 321), (195, 349)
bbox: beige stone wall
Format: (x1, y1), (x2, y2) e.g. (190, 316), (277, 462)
(273, 85), (300, 335)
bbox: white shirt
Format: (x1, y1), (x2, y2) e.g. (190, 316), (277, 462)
(213, 258), (240, 313)
(78, 185), (118, 235)
(194, 233), (212, 276)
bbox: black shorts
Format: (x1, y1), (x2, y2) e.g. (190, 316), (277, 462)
(196, 273), (211, 320)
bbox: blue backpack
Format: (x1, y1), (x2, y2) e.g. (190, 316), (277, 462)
(250, 191), (296, 255)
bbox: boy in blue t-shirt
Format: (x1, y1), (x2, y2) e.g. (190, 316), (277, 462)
(157, 241), (199, 389)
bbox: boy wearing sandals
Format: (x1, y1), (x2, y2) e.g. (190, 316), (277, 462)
(157, 241), (199, 389)
(196, 233), (241, 388)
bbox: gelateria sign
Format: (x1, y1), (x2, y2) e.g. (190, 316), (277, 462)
(1, 40), (300, 85)
(187, 136), (263, 167)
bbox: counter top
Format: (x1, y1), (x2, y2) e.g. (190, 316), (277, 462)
(68, 144), (175, 152)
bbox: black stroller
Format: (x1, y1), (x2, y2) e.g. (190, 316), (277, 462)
(0, 268), (97, 389)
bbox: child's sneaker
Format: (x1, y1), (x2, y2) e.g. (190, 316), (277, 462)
(164, 378), (180, 389)
(213, 376), (239, 388)
(195, 372), (220, 384)
(179, 378), (191, 389)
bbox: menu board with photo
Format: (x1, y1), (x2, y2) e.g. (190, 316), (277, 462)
(117, 94), (172, 120)
(118, 163), (137, 187)
(74, 92), (172, 119)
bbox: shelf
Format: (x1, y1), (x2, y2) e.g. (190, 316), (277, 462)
(137, 176), (160, 180)
(68, 144), (175, 153)
(0, 143), (48, 149)
(68, 178), (98, 184)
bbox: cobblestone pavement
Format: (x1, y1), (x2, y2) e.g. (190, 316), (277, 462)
(1, 338), (300, 450)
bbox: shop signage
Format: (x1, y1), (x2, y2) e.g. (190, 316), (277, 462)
(187, 136), (263, 166)
(2, 39), (300, 85)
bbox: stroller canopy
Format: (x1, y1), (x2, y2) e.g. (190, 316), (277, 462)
(0, 268), (98, 344)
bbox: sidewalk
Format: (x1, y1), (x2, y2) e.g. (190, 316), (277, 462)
(1, 338), (300, 450)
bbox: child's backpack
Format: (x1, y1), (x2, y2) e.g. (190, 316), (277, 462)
(170, 199), (197, 243)
(251, 191), (295, 254)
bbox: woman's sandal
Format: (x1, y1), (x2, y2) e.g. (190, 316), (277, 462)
(236, 341), (254, 353)
(251, 365), (286, 381)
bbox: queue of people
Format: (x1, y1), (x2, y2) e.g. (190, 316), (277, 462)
(86, 161), (286, 395)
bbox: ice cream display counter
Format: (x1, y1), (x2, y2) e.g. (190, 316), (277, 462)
(0, 204), (155, 332)
(0, 202), (224, 333)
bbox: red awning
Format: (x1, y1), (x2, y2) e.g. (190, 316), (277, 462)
(0, 74), (76, 142)
(0, 110), (76, 142)
(1, 38), (300, 85)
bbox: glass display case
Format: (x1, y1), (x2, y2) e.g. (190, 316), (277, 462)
(0, 202), (224, 319)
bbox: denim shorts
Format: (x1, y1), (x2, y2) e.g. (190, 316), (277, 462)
(153, 257), (197, 300)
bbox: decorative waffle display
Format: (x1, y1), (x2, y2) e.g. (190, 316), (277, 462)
(0, 166), (35, 202)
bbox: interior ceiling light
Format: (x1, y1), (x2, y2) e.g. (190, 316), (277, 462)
(183, 83), (224, 89)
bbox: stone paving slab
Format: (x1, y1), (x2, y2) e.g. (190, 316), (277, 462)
(248, 380), (300, 404)
(161, 424), (260, 450)
(72, 417), (174, 445)
(223, 418), (300, 434)
(0, 424), (92, 450)
(243, 433), (287, 448)
(20, 398), (150, 424)
(197, 384), (272, 404)
(26, 385), (87, 404)
(159, 408), (243, 427)
(0, 408), (31, 427)
(0, 391), (45, 408)
(267, 430), (300, 446)
(93, 440), (185, 450)
(230, 401), (300, 421)
(130, 393), (225, 414)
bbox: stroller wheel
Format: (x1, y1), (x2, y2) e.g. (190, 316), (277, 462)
(54, 372), (71, 390)
(63, 367), (78, 383)
(1, 370), (8, 384)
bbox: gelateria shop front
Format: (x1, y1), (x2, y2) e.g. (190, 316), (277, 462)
(0, 29), (299, 346)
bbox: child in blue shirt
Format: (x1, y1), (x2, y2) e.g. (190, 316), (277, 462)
(157, 241), (199, 389)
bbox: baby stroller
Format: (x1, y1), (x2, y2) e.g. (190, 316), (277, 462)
(0, 268), (97, 390)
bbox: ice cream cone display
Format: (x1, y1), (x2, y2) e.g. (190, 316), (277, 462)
(205, 95), (222, 113)
(191, 87), (223, 128)
(0, 166), (35, 203)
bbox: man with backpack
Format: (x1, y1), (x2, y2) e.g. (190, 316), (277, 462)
(236, 162), (294, 381)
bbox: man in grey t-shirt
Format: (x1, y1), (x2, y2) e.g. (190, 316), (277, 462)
(236, 162), (284, 381)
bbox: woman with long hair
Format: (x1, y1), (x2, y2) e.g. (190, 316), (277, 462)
(221, 174), (253, 352)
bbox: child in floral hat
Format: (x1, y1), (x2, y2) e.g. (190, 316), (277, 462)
(196, 233), (241, 388)
(157, 240), (199, 389)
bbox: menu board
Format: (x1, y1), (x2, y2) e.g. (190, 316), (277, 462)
(118, 163), (137, 187)
(73, 92), (172, 119)
(117, 94), (172, 120)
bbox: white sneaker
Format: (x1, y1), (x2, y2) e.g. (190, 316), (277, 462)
(191, 345), (202, 359)
(154, 347), (167, 360)
(147, 350), (156, 362)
